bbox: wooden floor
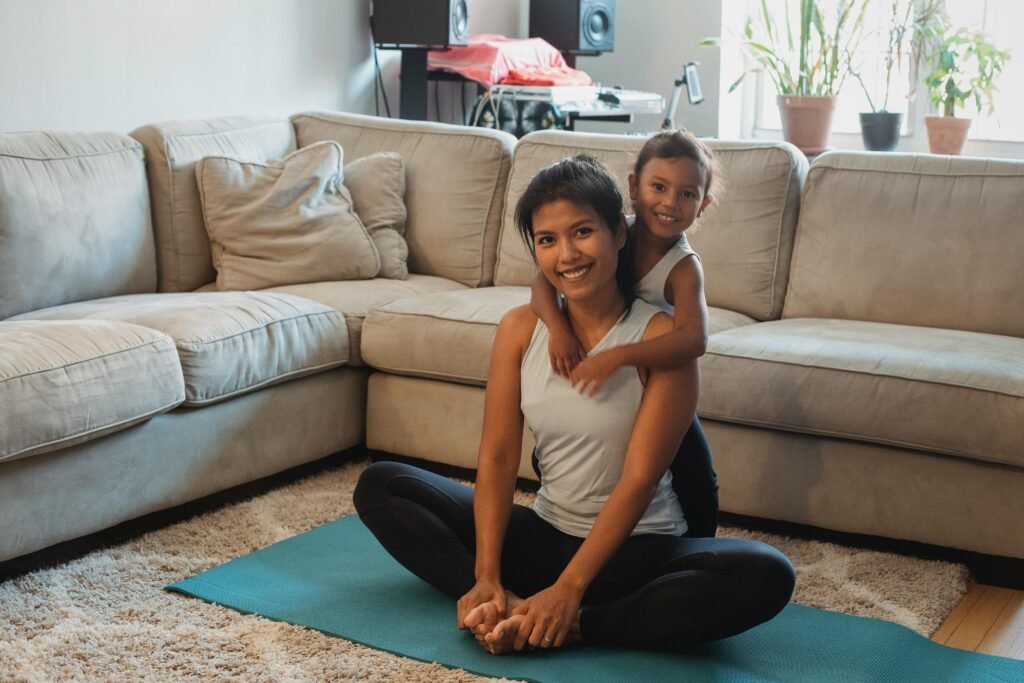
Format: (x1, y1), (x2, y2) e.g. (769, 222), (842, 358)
(933, 584), (1024, 660)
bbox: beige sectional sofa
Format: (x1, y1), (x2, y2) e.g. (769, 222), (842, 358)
(2, 113), (1022, 575)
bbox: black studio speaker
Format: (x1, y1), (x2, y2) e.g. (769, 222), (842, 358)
(372, 0), (469, 48)
(529, 0), (615, 53)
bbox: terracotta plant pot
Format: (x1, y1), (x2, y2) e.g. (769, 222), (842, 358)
(777, 95), (836, 157)
(925, 116), (972, 155)
(859, 111), (902, 152)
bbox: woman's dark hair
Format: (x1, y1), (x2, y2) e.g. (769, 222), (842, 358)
(514, 154), (634, 304)
(634, 129), (717, 197)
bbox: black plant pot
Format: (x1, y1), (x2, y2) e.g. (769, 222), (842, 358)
(860, 112), (902, 151)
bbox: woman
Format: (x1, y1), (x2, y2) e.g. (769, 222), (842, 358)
(354, 155), (794, 654)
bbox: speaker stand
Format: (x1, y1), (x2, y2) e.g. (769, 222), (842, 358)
(399, 49), (430, 121)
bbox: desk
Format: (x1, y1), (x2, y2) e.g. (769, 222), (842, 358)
(466, 84), (663, 137)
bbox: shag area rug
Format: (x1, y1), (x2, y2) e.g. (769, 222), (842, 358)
(0, 459), (970, 682)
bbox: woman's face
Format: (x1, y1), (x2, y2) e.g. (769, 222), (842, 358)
(531, 198), (625, 302)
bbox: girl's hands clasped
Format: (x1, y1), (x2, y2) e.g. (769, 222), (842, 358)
(548, 324), (585, 378)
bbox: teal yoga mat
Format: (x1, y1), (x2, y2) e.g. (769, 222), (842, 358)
(168, 515), (1024, 682)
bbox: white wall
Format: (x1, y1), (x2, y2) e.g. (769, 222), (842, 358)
(572, 0), (722, 136)
(0, 0), (377, 133)
(1, 0), (725, 136)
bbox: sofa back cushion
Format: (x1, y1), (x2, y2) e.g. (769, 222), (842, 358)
(130, 117), (296, 292)
(493, 131), (806, 321)
(0, 131), (156, 319)
(291, 112), (516, 288)
(783, 152), (1024, 337)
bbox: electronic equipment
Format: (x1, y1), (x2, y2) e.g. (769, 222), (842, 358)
(468, 85), (661, 137)
(528, 0), (615, 54)
(662, 61), (704, 129)
(371, 0), (469, 48)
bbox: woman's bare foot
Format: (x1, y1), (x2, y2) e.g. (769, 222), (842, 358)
(464, 592), (525, 640)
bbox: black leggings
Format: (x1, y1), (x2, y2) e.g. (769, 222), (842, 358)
(353, 461), (795, 650)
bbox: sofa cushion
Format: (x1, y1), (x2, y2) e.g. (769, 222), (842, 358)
(0, 131), (156, 320)
(493, 131), (806, 321)
(265, 274), (468, 366)
(291, 111), (516, 287)
(362, 287), (530, 386)
(130, 117), (297, 293)
(360, 286), (758, 385)
(12, 292), (348, 406)
(783, 152), (1024, 338)
(0, 320), (184, 463)
(697, 318), (1024, 468)
(345, 152), (410, 280)
(196, 141), (380, 290)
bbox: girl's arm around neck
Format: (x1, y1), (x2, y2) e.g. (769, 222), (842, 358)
(621, 255), (709, 369)
(531, 270), (584, 377)
(472, 305), (533, 583)
(559, 314), (698, 593)
(568, 257), (707, 396)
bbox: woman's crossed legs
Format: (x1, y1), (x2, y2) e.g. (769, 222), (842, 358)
(353, 461), (794, 652)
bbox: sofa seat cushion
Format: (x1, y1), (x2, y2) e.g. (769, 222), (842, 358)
(698, 318), (1024, 467)
(362, 287), (530, 385)
(360, 286), (757, 385)
(11, 292), (348, 406)
(0, 320), (185, 463)
(265, 274), (468, 366)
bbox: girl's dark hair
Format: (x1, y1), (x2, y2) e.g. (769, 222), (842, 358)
(514, 154), (634, 304)
(634, 129), (717, 196)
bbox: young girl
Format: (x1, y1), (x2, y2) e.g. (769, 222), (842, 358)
(354, 155), (793, 656)
(531, 129), (715, 395)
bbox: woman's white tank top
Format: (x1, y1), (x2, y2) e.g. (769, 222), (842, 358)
(635, 231), (698, 313)
(520, 301), (687, 538)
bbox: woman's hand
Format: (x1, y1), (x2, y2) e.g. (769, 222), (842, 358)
(548, 324), (585, 378)
(504, 580), (584, 650)
(457, 578), (507, 631)
(569, 347), (625, 397)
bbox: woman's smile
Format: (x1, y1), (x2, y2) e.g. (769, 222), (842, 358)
(558, 264), (592, 282)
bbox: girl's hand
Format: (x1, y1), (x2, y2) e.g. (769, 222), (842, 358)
(569, 347), (624, 397)
(457, 579), (507, 630)
(506, 581), (583, 650)
(548, 326), (585, 378)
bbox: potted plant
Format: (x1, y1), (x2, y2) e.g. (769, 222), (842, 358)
(853, 0), (944, 151)
(923, 25), (1010, 155)
(703, 0), (870, 156)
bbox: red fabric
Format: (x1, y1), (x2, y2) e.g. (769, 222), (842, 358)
(427, 34), (567, 89)
(500, 66), (593, 86)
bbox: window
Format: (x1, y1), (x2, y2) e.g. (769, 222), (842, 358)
(723, 0), (1024, 155)
(945, 1), (1024, 141)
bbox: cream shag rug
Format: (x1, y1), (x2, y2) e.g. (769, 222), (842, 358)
(0, 459), (970, 682)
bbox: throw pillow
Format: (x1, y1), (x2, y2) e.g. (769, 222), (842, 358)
(343, 152), (410, 280)
(195, 141), (380, 291)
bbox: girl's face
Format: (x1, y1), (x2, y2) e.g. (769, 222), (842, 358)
(628, 157), (713, 241)
(531, 198), (626, 303)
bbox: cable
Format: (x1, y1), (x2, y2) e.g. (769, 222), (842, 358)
(369, 14), (391, 118)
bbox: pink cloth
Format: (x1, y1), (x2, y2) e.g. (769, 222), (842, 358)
(501, 66), (593, 86)
(428, 34), (569, 89)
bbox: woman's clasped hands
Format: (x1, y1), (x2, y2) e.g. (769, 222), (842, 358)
(459, 579), (584, 655)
